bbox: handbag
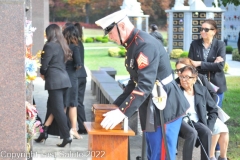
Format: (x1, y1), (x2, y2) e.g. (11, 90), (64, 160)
(217, 106), (230, 122)
(208, 72), (219, 92)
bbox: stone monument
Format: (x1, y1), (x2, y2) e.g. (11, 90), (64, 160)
(32, 0), (49, 55)
(165, 0), (224, 54)
(120, 0), (149, 32)
(0, 0), (26, 158)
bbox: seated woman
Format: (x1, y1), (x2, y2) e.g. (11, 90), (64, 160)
(176, 58), (229, 160)
(177, 65), (218, 160)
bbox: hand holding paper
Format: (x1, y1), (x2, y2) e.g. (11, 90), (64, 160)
(101, 109), (126, 130)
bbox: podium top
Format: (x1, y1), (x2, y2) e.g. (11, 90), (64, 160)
(84, 122), (135, 136)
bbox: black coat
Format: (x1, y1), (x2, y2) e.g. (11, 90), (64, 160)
(113, 29), (189, 131)
(40, 42), (71, 90)
(188, 38), (227, 93)
(76, 41), (87, 78)
(180, 83), (218, 131)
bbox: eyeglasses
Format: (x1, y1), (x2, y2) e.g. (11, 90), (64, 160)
(179, 76), (195, 80)
(200, 28), (214, 32)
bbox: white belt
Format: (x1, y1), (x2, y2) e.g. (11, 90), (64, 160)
(161, 74), (173, 85)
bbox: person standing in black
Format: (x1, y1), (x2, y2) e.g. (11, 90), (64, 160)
(74, 22), (88, 134)
(63, 25), (82, 139)
(149, 24), (164, 44)
(238, 31), (240, 54)
(35, 24), (72, 147)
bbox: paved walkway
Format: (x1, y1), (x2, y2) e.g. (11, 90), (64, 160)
(32, 54), (239, 160)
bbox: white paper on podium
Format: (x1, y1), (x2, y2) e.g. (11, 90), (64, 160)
(123, 117), (128, 132)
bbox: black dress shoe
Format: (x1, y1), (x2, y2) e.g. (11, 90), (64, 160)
(57, 137), (72, 147)
(34, 126), (48, 143)
(78, 129), (87, 134)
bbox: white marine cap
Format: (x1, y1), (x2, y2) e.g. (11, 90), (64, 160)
(95, 10), (127, 35)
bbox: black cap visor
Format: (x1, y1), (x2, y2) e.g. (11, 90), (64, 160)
(104, 22), (116, 35)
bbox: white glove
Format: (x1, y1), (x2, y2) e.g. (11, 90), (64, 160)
(101, 109), (126, 130)
(152, 82), (167, 110)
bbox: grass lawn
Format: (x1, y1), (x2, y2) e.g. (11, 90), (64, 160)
(222, 76), (240, 160)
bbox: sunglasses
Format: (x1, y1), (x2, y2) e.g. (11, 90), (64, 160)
(200, 28), (214, 32)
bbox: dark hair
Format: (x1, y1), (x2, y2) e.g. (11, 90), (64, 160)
(63, 25), (79, 46)
(150, 24), (158, 31)
(203, 19), (218, 35)
(74, 22), (83, 42)
(45, 24), (72, 62)
(181, 65), (198, 76)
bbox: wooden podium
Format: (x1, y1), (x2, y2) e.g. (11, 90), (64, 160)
(84, 122), (135, 160)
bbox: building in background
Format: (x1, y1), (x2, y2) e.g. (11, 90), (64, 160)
(204, 0), (240, 48)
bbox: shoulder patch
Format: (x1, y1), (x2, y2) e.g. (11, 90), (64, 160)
(137, 52), (149, 69)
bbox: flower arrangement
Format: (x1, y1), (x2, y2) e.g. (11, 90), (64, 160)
(25, 19), (42, 83)
(26, 101), (42, 152)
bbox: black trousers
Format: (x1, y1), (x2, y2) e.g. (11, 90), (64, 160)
(77, 77), (87, 131)
(179, 121), (197, 160)
(48, 88), (70, 138)
(179, 121), (211, 160)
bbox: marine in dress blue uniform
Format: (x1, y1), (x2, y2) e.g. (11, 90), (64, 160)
(95, 10), (189, 160)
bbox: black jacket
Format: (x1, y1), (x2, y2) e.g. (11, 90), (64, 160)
(180, 83), (218, 131)
(150, 31), (164, 44)
(113, 29), (189, 131)
(76, 41), (87, 78)
(188, 38), (227, 93)
(40, 42), (71, 90)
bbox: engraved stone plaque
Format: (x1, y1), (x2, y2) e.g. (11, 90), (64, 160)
(178, 13), (184, 18)
(192, 13), (198, 18)
(178, 27), (183, 32)
(200, 20), (204, 25)
(192, 21), (198, 25)
(173, 35), (178, 39)
(192, 28), (199, 32)
(173, 21), (178, 25)
(173, 42), (178, 46)
(173, 13), (178, 18)
(178, 35), (183, 39)
(200, 13), (206, 18)
(192, 35), (199, 40)
(178, 42), (183, 46)
(173, 28), (178, 32)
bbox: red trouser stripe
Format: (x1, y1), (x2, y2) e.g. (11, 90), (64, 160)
(160, 124), (166, 160)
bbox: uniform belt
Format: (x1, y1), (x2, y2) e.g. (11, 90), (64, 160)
(161, 74), (173, 85)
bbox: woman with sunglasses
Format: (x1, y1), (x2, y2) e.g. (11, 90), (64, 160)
(188, 19), (226, 107)
(188, 19), (227, 158)
(175, 58), (229, 160)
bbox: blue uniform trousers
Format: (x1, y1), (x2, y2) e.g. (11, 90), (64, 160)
(145, 117), (182, 160)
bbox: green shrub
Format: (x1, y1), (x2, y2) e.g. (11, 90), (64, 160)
(118, 47), (127, 57)
(180, 51), (189, 58)
(224, 62), (229, 73)
(170, 49), (183, 59)
(163, 39), (168, 47)
(95, 36), (103, 42)
(102, 36), (109, 40)
(226, 45), (233, 53)
(108, 47), (121, 57)
(232, 49), (240, 61)
(85, 37), (94, 43)
(101, 39), (108, 43)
